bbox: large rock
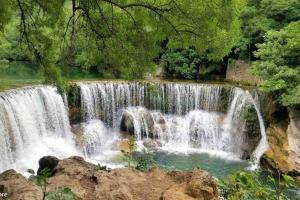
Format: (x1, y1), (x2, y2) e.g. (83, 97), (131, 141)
(162, 170), (218, 200)
(38, 156), (59, 176)
(287, 109), (300, 173)
(0, 156), (218, 200)
(47, 158), (218, 200)
(262, 108), (300, 175)
(120, 108), (156, 138)
(0, 169), (42, 200)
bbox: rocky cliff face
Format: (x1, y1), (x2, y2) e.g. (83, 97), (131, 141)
(0, 156), (218, 200)
(262, 108), (300, 176)
(287, 109), (300, 173)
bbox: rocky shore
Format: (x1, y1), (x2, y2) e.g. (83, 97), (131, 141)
(0, 156), (218, 200)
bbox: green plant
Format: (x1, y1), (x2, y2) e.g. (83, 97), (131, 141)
(27, 169), (80, 200)
(95, 164), (111, 172)
(135, 149), (156, 172)
(217, 170), (297, 200)
(27, 168), (51, 200)
(47, 187), (79, 200)
(121, 136), (137, 168)
(251, 21), (300, 106)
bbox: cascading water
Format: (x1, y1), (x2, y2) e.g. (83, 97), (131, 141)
(79, 82), (224, 124)
(0, 81), (268, 173)
(0, 86), (78, 173)
(79, 82), (268, 164)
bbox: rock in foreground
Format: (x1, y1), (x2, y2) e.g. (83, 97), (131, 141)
(0, 156), (218, 200)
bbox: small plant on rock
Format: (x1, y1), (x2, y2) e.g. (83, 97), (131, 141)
(27, 168), (79, 200)
(135, 149), (156, 172)
(95, 164), (111, 172)
(217, 170), (297, 200)
(121, 135), (137, 168)
(28, 168), (50, 200)
(47, 187), (79, 200)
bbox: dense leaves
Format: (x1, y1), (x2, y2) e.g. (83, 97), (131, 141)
(161, 47), (225, 80)
(236, 0), (300, 60)
(218, 171), (297, 200)
(0, 0), (245, 82)
(251, 21), (300, 106)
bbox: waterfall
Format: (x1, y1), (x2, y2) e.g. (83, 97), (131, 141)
(221, 88), (268, 165)
(0, 86), (78, 172)
(79, 82), (224, 125)
(80, 119), (117, 156)
(0, 81), (268, 173)
(78, 81), (268, 162)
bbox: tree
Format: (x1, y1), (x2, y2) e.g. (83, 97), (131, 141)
(236, 0), (300, 60)
(0, 0), (246, 83)
(251, 21), (300, 106)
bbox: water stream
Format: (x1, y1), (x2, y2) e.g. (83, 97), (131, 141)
(0, 82), (268, 174)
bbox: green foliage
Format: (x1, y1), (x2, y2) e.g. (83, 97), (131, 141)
(27, 169), (79, 200)
(27, 168), (50, 200)
(135, 149), (156, 172)
(95, 164), (111, 172)
(236, 0), (300, 60)
(47, 187), (79, 200)
(161, 47), (224, 80)
(161, 48), (198, 79)
(218, 171), (297, 200)
(121, 136), (137, 168)
(0, 0), (245, 82)
(43, 64), (69, 93)
(120, 137), (155, 171)
(251, 21), (300, 106)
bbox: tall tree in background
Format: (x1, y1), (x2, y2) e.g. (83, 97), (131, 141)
(251, 21), (300, 106)
(236, 0), (300, 61)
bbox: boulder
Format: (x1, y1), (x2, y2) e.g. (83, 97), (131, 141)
(0, 169), (42, 200)
(120, 111), (135, 135)
(143, 138), (162, 148)
(120, 108), (156, 138)
(38, 156), (60, 176)
(0, 156), (218, 200)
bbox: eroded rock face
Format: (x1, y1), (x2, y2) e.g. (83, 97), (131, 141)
(263, 108), (300, 175)
(0, 156), (218, 200)
(287, 109), (300, 173)
(120, 108), (156, 138)
(0, 169), (42, 200)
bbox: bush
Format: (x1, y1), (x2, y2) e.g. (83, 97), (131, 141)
(161, 48), (198, 79)
(135, 149), (156, 172)
(217, 171), (297, 200)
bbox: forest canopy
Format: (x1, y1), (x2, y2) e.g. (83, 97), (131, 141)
(0, 0), (244, 79)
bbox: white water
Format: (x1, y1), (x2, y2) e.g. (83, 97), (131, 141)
(0, 82), (268, 173)
(0, 86), (79, 172)
(79, 82), (223, 125)
(79, 82), (268, 164)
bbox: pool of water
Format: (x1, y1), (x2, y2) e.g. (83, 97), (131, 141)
(88, 149), (249, 179)
(152, 151), (249, 178)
